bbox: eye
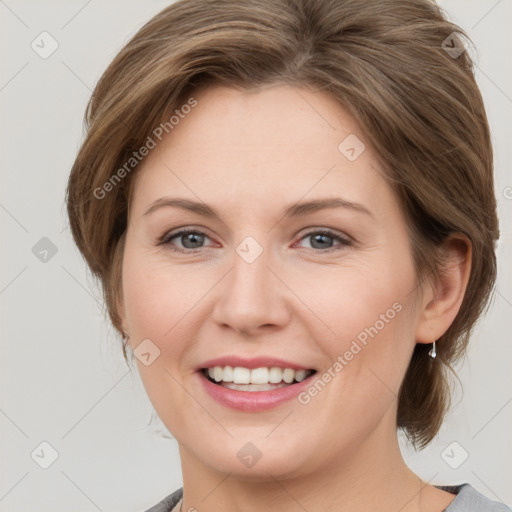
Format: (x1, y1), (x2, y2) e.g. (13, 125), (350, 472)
(294, 229), (352, 252)
(160, 229), (213, 253)
(159, 227), (352, 254)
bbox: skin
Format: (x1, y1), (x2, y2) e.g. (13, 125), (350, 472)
(119, 84), (471, 512)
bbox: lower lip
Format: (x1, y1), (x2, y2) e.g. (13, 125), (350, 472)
(197, 371), (316, 411)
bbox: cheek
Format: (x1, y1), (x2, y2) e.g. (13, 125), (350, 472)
(122, 250), (208, 342)
(304, 257), (414, 335)
(303, 255), (418, 389)
(121, 253), (209, 423)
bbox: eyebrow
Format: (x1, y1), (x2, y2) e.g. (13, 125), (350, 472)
(143, 196), (373, 219)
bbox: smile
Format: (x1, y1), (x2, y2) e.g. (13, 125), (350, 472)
(202, 366), (315, 389)
(198, 366), (318, 411)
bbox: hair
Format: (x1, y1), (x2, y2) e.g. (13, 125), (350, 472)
(66, 0), (499, 449)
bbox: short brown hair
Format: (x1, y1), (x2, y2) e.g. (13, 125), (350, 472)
(66, 0), (499, 448)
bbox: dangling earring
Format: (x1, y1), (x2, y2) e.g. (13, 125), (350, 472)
(428, 340), (437, 359)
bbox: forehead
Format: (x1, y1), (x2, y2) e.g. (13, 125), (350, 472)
(159, 83), (362, 155)
(129, 84), (390, 217)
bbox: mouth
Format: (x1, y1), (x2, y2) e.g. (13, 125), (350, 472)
(200, 366), (317, 392)
(195, 356), (319, 411)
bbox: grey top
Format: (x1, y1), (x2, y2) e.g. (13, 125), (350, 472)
(145, 484), (511, 512)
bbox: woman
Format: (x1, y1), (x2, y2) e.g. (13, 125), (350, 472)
(66, 0), (510, 511)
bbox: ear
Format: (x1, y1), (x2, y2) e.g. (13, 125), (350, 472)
(415, 235), (472, 344)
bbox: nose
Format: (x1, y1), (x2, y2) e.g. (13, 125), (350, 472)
(211, 243), (291, 336)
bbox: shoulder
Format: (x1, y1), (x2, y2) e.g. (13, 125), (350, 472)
(144, 485), (511, 512)
(144, 487), (183, 512)
(439, 484), (511, 512)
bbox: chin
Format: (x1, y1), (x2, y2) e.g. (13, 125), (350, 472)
(187, 436), (318, 481)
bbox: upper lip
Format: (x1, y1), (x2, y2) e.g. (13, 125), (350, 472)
(196, 356), (314, 371)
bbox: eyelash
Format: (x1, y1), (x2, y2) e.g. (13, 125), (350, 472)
(159, 228), (352, 254)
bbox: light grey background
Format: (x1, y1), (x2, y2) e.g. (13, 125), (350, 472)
(0, 1), (511, 511)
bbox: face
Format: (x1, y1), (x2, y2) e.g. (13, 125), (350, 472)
(120, 84), (425, 479)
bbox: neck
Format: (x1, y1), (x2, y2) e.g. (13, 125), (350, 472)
(177, 421), (435, 512)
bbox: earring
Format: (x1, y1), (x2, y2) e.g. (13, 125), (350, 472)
(428, 340), (437, 359)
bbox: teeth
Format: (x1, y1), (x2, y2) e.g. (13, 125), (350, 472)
(222, 382), (290, 391)
(222, 366), (234, 382)
(269, 367), (283, 383)
(213, 367), (223, 382)
(250, 367), (269, 384)
(233, 366), (251, 384)
(294, 369), (308, 382)
(283, 368), (295, 384)
(203, 366), (313, 385)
